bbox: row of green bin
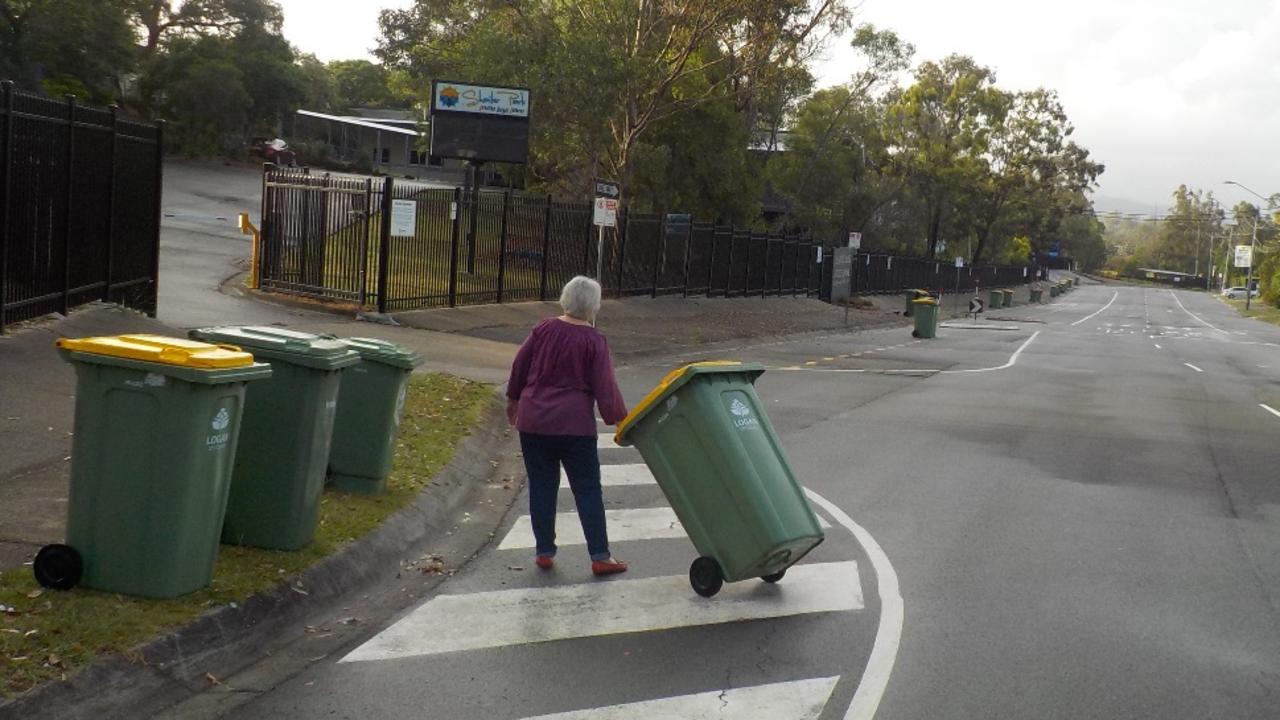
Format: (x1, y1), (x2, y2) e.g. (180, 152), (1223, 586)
(34, 328), (422, 599)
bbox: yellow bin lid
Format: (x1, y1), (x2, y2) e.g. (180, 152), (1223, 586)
(57, 334), (255, 369)
(615, 361), (759, 445)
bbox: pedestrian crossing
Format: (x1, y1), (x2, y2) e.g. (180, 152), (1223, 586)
(519, 676), (841, 720)
(560, 463), (655, 487)
(340, 422), (865, 718)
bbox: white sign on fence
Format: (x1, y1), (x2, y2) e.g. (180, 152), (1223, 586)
(955, 257), (964, 268)
(390, 199), (417, 237)
(848, 232), (862, 249)
(1235, 244), (1253, 268)
(593, 197), (618, 227)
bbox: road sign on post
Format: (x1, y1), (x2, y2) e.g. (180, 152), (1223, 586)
(1235, 245), (1253, 268)
(593, 198), (618, 227)
(594, 179), (620, 200)
(955, 257), (964, 268)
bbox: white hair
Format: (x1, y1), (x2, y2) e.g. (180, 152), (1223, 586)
(560, 275), (602, 321)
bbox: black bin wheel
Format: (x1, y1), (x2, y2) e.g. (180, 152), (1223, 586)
(33, 544), (83, 591)
(761, 569), (786, 584)
(689, 556), (724, 598)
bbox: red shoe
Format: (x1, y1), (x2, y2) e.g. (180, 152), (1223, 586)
(591, 557), (628, 576)
(535, 555), (554, 570)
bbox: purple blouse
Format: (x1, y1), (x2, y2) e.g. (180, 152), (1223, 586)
(506, 318), (629, 436)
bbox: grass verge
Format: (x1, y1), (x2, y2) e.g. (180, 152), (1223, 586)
(1223, 297), (1280, 325)
(0, 372), (493, 698)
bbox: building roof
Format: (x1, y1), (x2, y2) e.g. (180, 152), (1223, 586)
(296, 109), (419, 137)
(348, 107), (418, 122)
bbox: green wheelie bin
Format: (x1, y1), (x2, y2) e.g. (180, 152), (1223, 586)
(903, 289), (930, 317)
(912, 297), (939, 338)
(988, 289), (1004, 309)
(1001, 289), (1014, 307)
(615, 362), (824, 598)
(1030, 288), (1043, 303)
(324, 337), (423, 494)
(1050, 285), (1060, 298)
(35, 335), (271, 597)
(189, 326), (359, 550)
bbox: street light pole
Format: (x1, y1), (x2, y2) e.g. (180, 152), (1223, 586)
(1224, 180), (1273, 311)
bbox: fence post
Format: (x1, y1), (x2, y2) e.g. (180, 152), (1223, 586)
(148, 121), (164, 317)
(448, 186), (461, 307)
(60, 95), (76, 316)
(615, 210), (627, 297)
(258, 162), (272, 287)
(496, 190), (510, 303)
(680, 220), (693, 298)
(0, 81), (12, 333)
(706, 229), (717, 298)
(357, 177), (372, 306)
(651, 212), (665, 298)
(538, 195), (552, 300)
(376, 175), (393, 314)
(102, 104), (119, 303)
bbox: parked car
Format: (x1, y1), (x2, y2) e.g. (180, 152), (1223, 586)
(250, 137), (297, 166)
(1222, 286), (1259, 299)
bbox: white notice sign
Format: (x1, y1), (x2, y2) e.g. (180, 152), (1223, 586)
(593, 198), (618, 228)
(1234, 245), (1253, 268)
(955, 257), (964, 268)
(848, 232), (862, 249)
(390, 199), (416, 237)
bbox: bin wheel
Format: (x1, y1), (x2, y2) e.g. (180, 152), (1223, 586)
(689, 557), (723, 598)
(761, 569), (786, 584)
(33, 544), (82, 591)
(911, 330), (920, 338)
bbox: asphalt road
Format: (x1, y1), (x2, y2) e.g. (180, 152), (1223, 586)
(212, 281), (1280, 719)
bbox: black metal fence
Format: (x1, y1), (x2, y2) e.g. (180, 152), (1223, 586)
(259, 166), (1034, 312)
(0, 82), (163, 333)
(822, 252), (1037, 301)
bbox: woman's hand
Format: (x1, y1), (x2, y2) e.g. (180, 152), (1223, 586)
(506, 398), (519, 426)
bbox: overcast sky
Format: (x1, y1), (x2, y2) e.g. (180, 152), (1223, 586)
(277, 0), (1280, 214)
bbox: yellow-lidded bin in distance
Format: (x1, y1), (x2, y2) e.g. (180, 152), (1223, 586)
(615, 362), (824, 598)
(36, 335), (271, 598)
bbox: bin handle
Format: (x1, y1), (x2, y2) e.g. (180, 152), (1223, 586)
(213, 343), (244, 353)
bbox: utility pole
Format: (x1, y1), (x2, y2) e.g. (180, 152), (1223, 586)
(1246, 213), (1259, 311)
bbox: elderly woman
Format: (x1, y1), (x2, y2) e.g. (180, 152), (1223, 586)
(506, 276), (630, 575)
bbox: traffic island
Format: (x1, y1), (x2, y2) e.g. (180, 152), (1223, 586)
(0, 373), (494, 705)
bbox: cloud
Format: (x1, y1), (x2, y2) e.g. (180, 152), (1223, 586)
(813, 0), (1280, 210)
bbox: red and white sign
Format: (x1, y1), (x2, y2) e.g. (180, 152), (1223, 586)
(593, 198), (618, 228)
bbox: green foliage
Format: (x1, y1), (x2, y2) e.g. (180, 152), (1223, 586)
(328, 59), (397, 110)
(0, 0), (137, 103)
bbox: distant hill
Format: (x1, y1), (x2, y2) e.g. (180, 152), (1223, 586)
(1091, 194), (1166, 217)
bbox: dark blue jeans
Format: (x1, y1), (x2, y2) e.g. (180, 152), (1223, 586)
(519, 433), (611, 561)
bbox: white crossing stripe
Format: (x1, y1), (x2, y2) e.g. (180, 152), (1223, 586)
(597, 433), (623, 449)
(498, 507), (831, 550)
(561, 463), (656, 487)
(340, 561), (862, 662)
(519, 676), (840, 720)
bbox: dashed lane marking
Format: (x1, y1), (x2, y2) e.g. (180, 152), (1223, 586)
(340, 561), (864, 661)
(1184, 363), (1204, 373)
(1260, 404), (1280, 419)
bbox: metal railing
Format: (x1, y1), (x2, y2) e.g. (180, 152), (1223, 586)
(258, 166), (1035, 313)
(0, 82), (163, 333)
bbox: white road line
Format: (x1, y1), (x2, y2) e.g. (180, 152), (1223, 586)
(804, 489), (903, 720)
(941, 330), (1040, 374)
(499, 507), (831, 549)
(1260, 404), (1280, 419)
(562, 464), (655, 488)
(1185, 363), (1204, 373)
(1154, 344), (1162, 349)
(519, 677), (840, 720)
(1169, 290), (1228, 334)
(340, 561), (864, 661)
(1071, 291), (1118, 326)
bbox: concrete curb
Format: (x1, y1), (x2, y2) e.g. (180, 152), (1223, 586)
(0, 391), (512, 720)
